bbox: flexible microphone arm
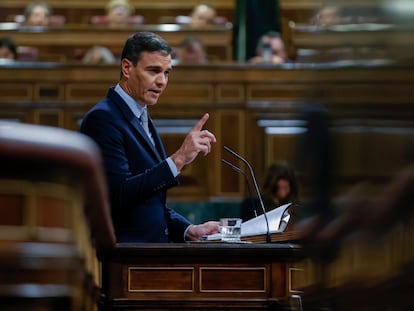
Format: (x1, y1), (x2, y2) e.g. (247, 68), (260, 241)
(221, 158), (258, 218)
(223, 145), (271, 243)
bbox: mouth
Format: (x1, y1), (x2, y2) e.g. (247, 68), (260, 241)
(149, 89), (161, 95)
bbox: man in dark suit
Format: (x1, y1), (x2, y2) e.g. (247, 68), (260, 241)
(80, 32), (219, 243)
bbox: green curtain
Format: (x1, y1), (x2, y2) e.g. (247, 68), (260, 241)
(235, 0), (281, 61)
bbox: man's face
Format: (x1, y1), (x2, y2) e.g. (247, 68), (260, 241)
(121, 51), (172, 106)
(27, 6), (49, 26)
(108, 5), (131, 25)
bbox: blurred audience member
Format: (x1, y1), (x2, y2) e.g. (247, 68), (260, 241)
(312, 4), (342, 27)
(241, 162), (299, 222)
(82, 46), (116, 64)
(249, 31), (288, 65)
(189, 4), (217, 28)
(23, 1), (52, 26)
(0, 37), (18, 60)
(106, 0), (135, 26)
(176, 37), (207, 64)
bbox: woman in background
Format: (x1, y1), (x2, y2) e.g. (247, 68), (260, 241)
(240, 162), (299, 222)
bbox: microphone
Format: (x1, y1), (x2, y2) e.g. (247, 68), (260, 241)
(221, 159), (258, 218)
(223, 145), (271, 243)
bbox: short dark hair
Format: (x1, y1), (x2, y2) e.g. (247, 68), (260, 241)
(24, 1), (52, 20)
(0, 36), (17, 59)
(121, 32), (172, 66)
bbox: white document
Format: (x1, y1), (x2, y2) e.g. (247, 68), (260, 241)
(240, 202), (292, 237)
(203, 202), (292, 241)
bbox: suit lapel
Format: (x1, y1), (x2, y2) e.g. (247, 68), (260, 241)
(148, 116), (167, 159)
(108, 88), (163, 162)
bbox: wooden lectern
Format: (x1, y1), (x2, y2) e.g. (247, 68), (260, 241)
(101, 241), (303, 310)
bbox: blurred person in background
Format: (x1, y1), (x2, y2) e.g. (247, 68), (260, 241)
(0, 37), (18, 60)
(189, 4), (217, 28)
(240, 162), (299, 222)
(311, 3), (342, 27)
(106, 0), (135, 26)
(23, 1), (52, 26)
(249, 31), (288, 65)
(176, 37), (207, 64)
(82, 46), (116, 64)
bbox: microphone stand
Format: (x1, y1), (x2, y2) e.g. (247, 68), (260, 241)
(223, 146), (272, 243)
(221, 159), (258, 218)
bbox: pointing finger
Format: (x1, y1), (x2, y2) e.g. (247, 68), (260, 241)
(192, 113), (209, 132)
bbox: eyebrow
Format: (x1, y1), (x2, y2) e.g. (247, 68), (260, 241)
(146, 65), (172, 71)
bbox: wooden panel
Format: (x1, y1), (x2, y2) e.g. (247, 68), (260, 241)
(0, 84), (32, 101)
(161, 83), (214, 104)
(128, 267), (194, 292)
(66, 83), (112, 102)
(36, 196), (66, 228)
(34, 109), (64, 127)
(0, 25), (233, 62)
(200, 267), (267, 292)
(0, 194), (25, 226)
(216, 84), (245, 103)
(34, 84), (64, 100)
(218, 110), (245, 196)
(247, 84), (306, 102)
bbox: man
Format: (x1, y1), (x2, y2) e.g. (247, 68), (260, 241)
(177, 37), (207, 64)
(189, 4), (217, 28)
(80, 32), (219, 243)
(24, 1), (52, 26)
(249, 31), (288, 65)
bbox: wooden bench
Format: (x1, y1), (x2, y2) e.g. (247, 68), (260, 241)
(0, 121), (115, 310)
(0, 23), (233, 62)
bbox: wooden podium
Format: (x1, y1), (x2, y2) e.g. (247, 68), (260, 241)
(101, 242), (303, 310)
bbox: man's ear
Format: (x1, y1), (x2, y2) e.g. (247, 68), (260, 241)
(121, 58), (132, 78)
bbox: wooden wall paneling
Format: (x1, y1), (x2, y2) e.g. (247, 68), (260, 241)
(0, 83), (33, 101)
(66, 83), (113, 102)
(160, 83), (215, 105)
(216, 109), (246, 197)
(34, 83), (64, 101)
(34, 108), (64, 127)
(0, 26), (233, 62)
(216, 83), (245, 104)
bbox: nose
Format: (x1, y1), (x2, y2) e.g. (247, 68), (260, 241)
(155, 73), (167, 87)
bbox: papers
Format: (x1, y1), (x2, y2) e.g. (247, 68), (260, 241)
(241, 202), (292, 237)
(203, 202), (292, 241)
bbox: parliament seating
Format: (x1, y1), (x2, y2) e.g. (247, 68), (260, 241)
(0, 62), (413, 207)
(0, 23), (233, 62)
(0, 121), (115, 310)
(0, 0), (235, 25)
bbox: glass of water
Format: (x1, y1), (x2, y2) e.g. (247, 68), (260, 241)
(220, 218), (242, 242)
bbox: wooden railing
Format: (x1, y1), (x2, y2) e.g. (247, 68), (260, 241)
(0, 23), (233, 62)
(0, 121), (116, 310)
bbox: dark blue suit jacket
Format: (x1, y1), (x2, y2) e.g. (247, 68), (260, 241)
(80, 87), (191, 243)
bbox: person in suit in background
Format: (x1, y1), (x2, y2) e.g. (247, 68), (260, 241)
(241, 162), (299, 222)
(80, 32), (219, 243)
(0, 37), (18, 60)
(249, 31), (288, 65)
(23, 1), (52, 26)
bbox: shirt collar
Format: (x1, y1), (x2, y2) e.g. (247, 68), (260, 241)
(114, 83), (146, 119)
